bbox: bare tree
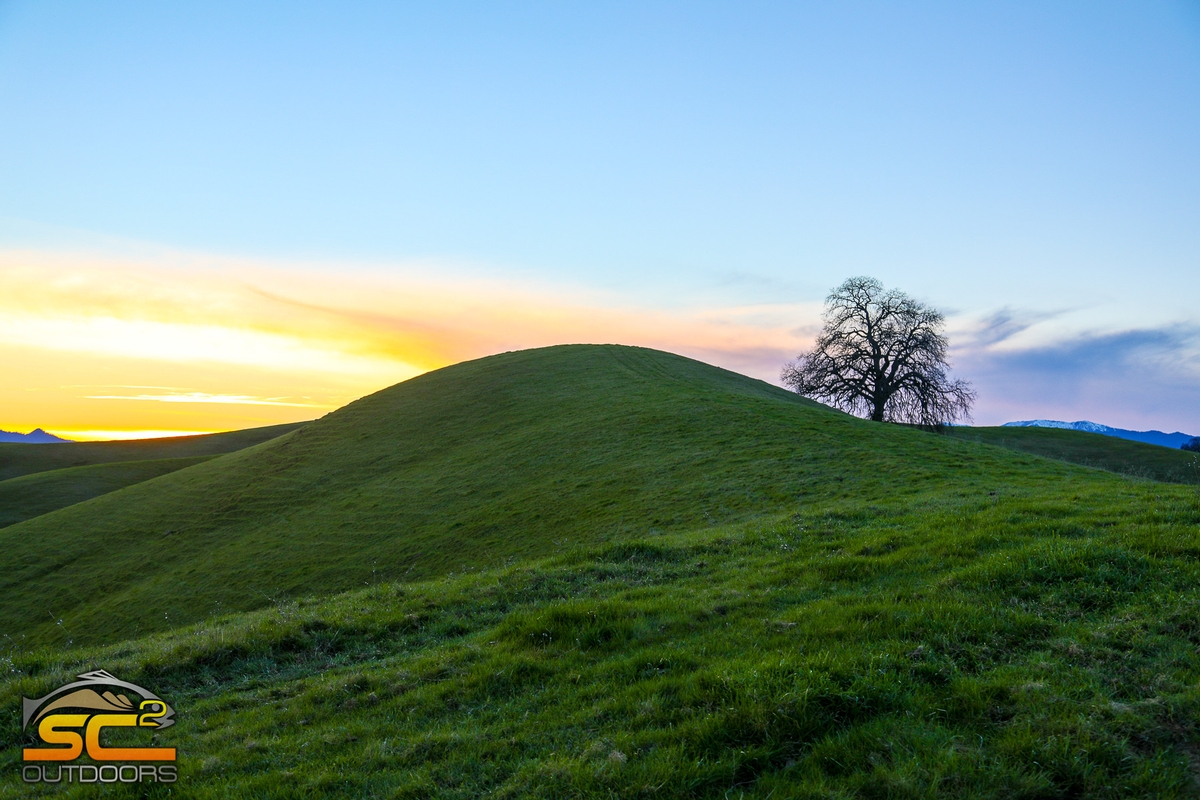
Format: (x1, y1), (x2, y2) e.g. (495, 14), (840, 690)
(782, 276), (974, 425)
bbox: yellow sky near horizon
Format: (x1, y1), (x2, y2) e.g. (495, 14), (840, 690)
(0, 249), (818, 441)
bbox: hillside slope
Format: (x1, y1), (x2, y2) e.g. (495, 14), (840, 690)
(0, 456), (214, 528)
(4, 476), (1199, 798)
(0, 345), (1162, 648)
(948, 425), (1200, 485)
(0, 421), (306, 482)
(1003, 419), (1195, 449)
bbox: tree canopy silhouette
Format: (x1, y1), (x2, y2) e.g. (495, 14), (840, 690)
(782, 276), (974, 425)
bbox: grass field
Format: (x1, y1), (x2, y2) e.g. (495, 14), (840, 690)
(0, 456), (214, 528)
(0, 422), (307, 530)
(3, 481), (1198, 797)
(947, 425), (1200, 486)
(2, 345), (1198, 797)
(0, 422), (306, 482)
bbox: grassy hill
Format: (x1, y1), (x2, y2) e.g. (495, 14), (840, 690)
(1, 345), (1199, 797)
(0, 344), (1155, 650)
(0, 422), (307, 530)
(0, 456), (214, 528)
(947, 425), (1200, 486)
(2, 477), (1199, 797)
(0, 421), (306, 482)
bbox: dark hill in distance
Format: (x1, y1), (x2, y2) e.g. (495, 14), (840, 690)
(0, 344), (1161, 649)
(949, 424), (1199, 486)
(0, 457), (215, 529)
(0, 421), (307, 482)
(0, 418), (299, 528)
(0, 427), (70, 444)
(1002, 419), (1195, 449)
(0, 423), (309, 529)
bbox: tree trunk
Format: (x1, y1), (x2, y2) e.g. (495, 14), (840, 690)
(870, 395), (885, 422)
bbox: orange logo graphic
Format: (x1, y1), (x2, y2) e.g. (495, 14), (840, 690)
(21, 670), (177, 784)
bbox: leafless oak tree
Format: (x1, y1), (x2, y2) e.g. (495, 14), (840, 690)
(782, 277), (974, 425)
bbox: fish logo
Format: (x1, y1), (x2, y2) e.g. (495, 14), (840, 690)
(21, 670), (176, 781)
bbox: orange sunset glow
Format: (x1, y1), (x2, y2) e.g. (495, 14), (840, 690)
(1, 249), (818, 440)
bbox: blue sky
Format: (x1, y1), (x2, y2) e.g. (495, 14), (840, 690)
(1, 1), (1198, 434)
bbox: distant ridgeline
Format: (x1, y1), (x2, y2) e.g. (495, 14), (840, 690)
(0, 428), (71, 444)
(1003, 420), (1195, 449)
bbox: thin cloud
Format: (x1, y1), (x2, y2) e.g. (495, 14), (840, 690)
(47, 429), (214, 442)
(957, 324), (1200, 432)
(62, 384), (196, 391)
(85, 392), (329, 408)
(972, 325), (1200, 379)
(964, 307), (1074, 348)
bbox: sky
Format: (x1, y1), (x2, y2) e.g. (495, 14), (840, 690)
(1, 1), (1198, 439)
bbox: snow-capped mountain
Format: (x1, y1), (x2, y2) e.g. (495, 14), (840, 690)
(1002, 420), (1195, 449)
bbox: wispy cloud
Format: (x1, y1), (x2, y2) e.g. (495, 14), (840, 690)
(84, 392), (328, 408)
(954, 321), (1200, 432)
(961, 307), (1075, 348)
(48, 429), (214, 442)
(0, 248), (822, 434)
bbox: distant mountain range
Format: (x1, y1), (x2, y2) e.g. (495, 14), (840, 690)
(0, 428), (72, 444)
(1003, 420), (1196, 449)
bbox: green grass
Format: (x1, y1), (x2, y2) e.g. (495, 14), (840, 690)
(0, 345), (1170, 649)
(2, 478), (1199, 798)
(2, 344), (1199, 797)
(947, 425), (1200, 486)
(0, 421), (306, 482)
(0, 456), (215, 529)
